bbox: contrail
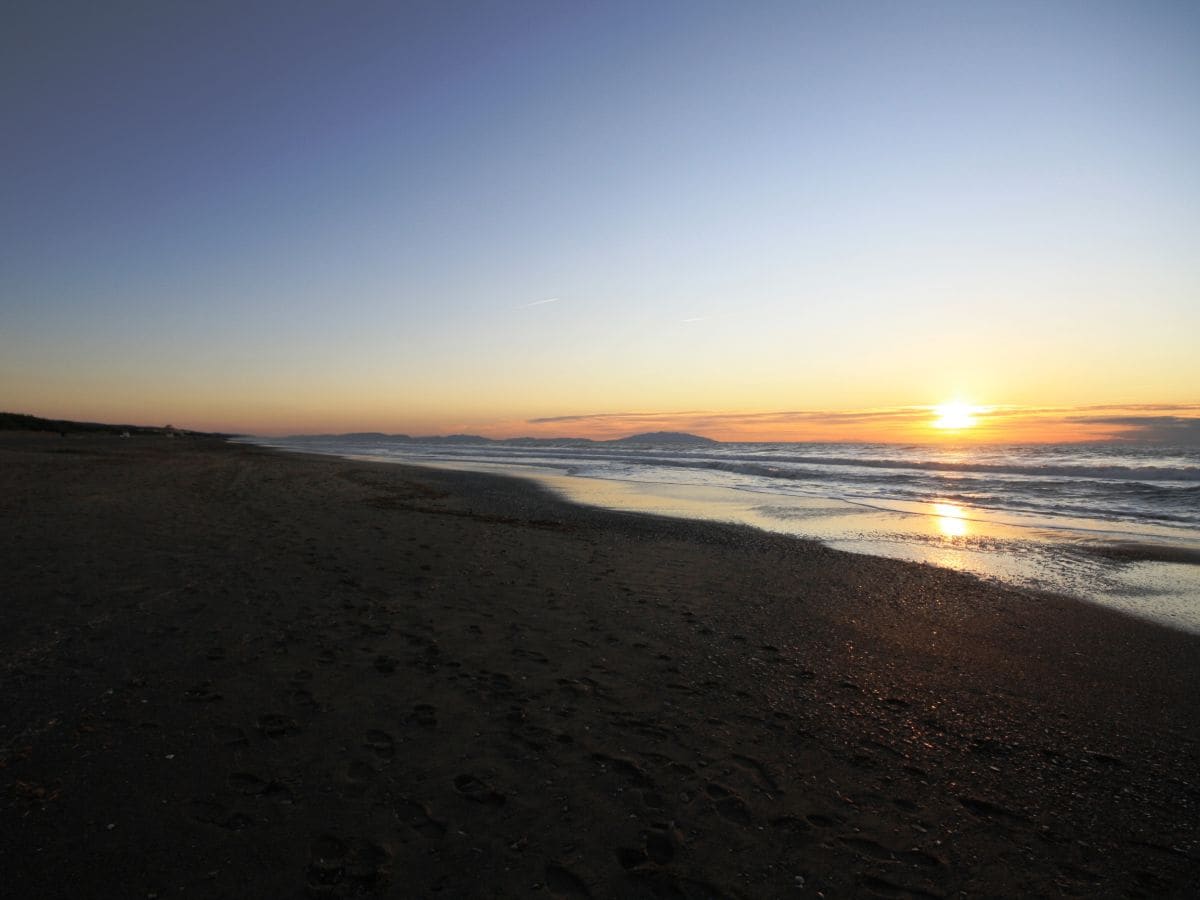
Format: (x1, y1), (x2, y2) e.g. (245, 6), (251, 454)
(520, 297), (560, 308)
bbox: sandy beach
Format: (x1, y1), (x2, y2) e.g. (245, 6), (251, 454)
(2, 433), (1198, 898)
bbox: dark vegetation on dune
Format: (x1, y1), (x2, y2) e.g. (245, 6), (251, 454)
(1, 413), (713, 447)
(0, 411), (221, 437)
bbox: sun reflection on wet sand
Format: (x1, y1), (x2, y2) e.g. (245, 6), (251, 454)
(933, 502), (969, 538)
(405, 458), (1200, 632)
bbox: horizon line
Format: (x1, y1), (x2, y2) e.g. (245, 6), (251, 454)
(8, 404), (1200, 446)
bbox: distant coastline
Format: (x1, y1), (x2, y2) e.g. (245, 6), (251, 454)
(0, 412), (722, 447)
(275, 429), (719, 447)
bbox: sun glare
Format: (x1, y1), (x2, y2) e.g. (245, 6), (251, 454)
(932, 401), (977, 431)
(933, 502), (969, 538)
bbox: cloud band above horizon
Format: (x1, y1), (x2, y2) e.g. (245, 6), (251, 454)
(521, 404), (1200, 444)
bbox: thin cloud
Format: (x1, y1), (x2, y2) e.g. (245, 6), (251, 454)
(1070, 415), (1195, 426)
(530, 408), (934, 427)
(680, 311), (737, 324)
(1067, 414), (1200, 444)
(529, 411), (710, 425)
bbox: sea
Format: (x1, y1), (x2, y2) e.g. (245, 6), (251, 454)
(244, 435), (1200, 633)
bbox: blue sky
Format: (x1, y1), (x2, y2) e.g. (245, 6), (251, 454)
(2, 1), (1197, 436)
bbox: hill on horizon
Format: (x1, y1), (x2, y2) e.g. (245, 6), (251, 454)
(609, 431), (717, 445)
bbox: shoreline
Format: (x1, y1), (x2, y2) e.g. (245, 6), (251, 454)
(282, 447), (1200, 635)
(3, 433), (1199, 897)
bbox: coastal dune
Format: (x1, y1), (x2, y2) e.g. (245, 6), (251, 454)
(1, 434), (1198, 898)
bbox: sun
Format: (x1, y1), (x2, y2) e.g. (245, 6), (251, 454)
(932, 401), (978, 430)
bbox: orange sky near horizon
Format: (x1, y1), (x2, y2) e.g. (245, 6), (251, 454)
(485, 404), (1200, 445)
(3, 6), (1197, 449)
(10, 393), (1197, 445)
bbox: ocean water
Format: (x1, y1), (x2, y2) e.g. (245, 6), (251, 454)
(247, 435), (1200, 631)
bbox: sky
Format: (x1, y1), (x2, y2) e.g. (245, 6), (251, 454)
(2, 1), (1197, 442)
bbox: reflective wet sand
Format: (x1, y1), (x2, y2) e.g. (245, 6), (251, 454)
(412, 460), (1200, 632)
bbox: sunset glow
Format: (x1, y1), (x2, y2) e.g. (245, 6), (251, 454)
(4, 8), (1200, 900)
(932, 403), (979, 432)
(1, 4), (1197, 444)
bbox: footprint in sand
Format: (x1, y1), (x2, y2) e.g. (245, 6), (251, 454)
(544, 864), (592, 898)
(288, 687), (317, 709)
(644, 829), (676, 865)
(343, 760), (376, 796)
(256, 714), (299, 738)
(839, 836), (896, 861)
(186, 799), (251, 831)
(183, 682), (223, 703)
(731, 753), (781, 794)
(706, 783), (752, 824)
(307, 835), (348, 888)
(228, 772), (269, 795)
(409, 703), (437, 727)
(862, 874), (943, 898)
(959, 795), (1028, 822)
(616, 847), (648, 870)
(363, 729), (395, 760)
(306, 835), (391, 891)
(640, 790), (664, 810)
(453, 773), (505, 806)
(394, 797), (446, 839)
(228, 772), (294, 803)
(591, 753), (654, 789)
(212, 725), (248, 747)
(769, 816), (816, 841)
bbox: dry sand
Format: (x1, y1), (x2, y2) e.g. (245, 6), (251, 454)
(1, 434), (1198, 898)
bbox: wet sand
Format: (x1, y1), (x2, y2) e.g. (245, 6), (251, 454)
(2, 434), (1198, 898)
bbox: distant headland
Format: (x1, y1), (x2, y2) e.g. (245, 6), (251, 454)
(280, 429), (719, 446)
